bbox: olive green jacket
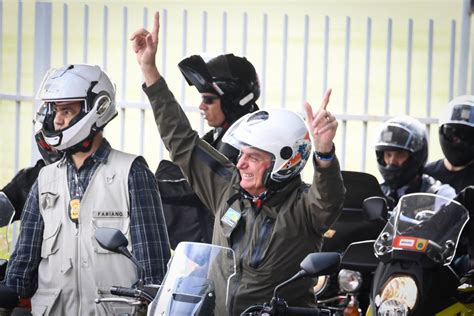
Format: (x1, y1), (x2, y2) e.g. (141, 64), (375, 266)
(144, 78), (345, 316)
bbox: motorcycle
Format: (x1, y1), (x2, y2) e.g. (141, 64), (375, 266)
(362, 193), (474, 315)
(95, 227), (342, 315)
(316, 171), (386, 315)
(95, 227), (237, 315)
(241, 252), (340, 316)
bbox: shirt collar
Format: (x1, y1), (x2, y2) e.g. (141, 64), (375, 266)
(58, 138), (112, 168)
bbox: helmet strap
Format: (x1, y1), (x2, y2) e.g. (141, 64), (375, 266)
(63, 129), (97, 155)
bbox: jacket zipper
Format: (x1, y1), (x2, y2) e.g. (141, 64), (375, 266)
(229, 203), (259, 315)
(249, 216), (275, 268)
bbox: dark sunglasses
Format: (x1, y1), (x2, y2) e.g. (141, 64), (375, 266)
(201, 95), (220, 105)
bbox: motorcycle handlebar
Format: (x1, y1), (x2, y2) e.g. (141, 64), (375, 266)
(286, 306), (330, 315)
(110, 286), (139, 298)
(240, 305), (331, 316)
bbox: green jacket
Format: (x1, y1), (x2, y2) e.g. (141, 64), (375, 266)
(144, 78), (345, 315)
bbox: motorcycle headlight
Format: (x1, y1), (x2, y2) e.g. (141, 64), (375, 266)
(338, 269), (362, 293)
(375, 276), (417, 314)
(313, 275), (330, 295)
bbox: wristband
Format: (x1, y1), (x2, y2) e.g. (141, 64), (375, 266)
(315, 144), (335, 161)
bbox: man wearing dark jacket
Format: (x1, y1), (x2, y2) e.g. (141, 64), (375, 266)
(156, 51), (260, 248)
(132, 12), (345, 315)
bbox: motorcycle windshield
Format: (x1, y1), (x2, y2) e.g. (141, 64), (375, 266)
(374, 193), (469, 265)
(148, 242), (236, 316)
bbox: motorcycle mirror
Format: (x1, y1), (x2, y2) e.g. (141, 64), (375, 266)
(0, 192), (15, 227)
(273, 252), (341, 298)
(300, 252), (341, 277)
(363, 196), (388, 221)
(341, 240), (379, 272)
(94, 227), (146, 289)
(95, 227), (129, 254)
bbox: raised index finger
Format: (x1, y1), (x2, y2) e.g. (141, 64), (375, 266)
(320, 88), (332, 110)
(151, 11), (160, 44)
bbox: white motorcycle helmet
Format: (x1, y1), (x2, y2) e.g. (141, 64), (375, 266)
(37, 64), (117, 153)
(222, 109), (312, 187)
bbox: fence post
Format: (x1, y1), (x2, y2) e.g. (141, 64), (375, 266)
(31, 2), (52, 164)
(457, 0), (473, 96)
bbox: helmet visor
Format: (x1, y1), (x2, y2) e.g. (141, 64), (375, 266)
(440, 124), (474, 144)
(178, 55), (214, 93)
(375, 124), (419, 152)
(440, 103), (474, 127)
(222, 111), (270, 150)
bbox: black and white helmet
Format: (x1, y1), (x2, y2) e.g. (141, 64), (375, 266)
(33, 103), (62, 164)
(438, 95), (474, 166)
(37, 64), (117, 153)
(178, 54), (260, 124)
(375, 116), (428, 190)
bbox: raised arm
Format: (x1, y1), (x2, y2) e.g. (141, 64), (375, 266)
(304, 89), (338, 168)
(131, 11), (161, 86)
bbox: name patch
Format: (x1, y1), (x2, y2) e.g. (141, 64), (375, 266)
(93, 211), (128, 218)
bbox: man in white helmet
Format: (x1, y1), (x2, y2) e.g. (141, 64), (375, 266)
(2, 64), (171, 315)
(132, 12), (345, 315)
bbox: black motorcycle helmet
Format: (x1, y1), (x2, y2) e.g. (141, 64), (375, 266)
(178, 54), (260, 124)
(375, 116), (428, 190)
(438, 95), (474, 167)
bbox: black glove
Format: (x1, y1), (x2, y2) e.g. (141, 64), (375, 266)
(1, 160), (45, 221)
(0, 284), (19, 309)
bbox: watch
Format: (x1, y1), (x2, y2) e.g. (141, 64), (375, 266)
(315, 144), (335, 161)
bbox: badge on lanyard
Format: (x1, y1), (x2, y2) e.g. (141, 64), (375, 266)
(221, 207), (241, 229)
(69, 196), (81, 224)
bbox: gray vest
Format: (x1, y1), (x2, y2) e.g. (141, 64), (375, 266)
(31, 149), (141, 316)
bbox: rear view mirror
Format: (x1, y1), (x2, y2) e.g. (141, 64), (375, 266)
(363, 196), (388, 221)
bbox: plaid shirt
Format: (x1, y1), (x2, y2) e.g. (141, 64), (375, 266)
(4, 139), (170, 298)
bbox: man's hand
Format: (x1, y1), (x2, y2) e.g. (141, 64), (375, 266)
(130, 11), (161, 86)
(304, 89), (338, 165)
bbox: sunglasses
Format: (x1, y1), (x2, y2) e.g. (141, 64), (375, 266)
(201, 95), (220, 105)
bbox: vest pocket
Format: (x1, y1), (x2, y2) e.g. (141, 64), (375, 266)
(91, 216), (131, 254)
(31, 288), (61, 315)
(41, 220), (62, 259)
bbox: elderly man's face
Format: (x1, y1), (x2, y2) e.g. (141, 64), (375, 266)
(236, 146), (273, 196)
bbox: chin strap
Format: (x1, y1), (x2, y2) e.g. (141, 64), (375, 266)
(62, 131), (96, 155)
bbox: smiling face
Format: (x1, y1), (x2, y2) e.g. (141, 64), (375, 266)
(236, 146), (274, 196)
(199, 93), (226, 127)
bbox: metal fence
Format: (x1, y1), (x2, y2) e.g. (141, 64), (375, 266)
(0, 1), (473, 181)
